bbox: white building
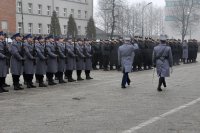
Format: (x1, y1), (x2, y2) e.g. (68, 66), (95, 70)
(164, 0), (200, 40)
(16, 0), (93, 35)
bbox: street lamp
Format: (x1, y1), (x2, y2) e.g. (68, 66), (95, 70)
(142, 2), (152, 39)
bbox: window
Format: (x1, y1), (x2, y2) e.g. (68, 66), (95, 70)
(28, 23), (33, 34)
(17, 2), (22, 13)
(64, 8), (67, 17)
(1, 21), (8, 31)
(78, 10), (81, 18)
(28, 3), (33, 14)
(18, 22), (22, 33)
(64, 25), (67, 34)
(38, 23), (42, 34)
(85, 11), (88, 19)
(38, 4), (42, 15)
(56, 7), (59, 16)
(78, 26), (81, 35)
(47, 6), (51, 16)
(47, 24), (50, 34)
(71, 9), (74, 17)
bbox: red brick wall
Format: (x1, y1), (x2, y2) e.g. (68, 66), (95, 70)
(0, 0), (16, 33)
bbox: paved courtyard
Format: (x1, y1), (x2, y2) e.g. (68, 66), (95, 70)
(0, 56), (200, 133)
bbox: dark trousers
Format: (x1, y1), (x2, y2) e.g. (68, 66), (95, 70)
(46, 72), (54, 82)
(12, 75), (20, 86)
(65, 70), (73, 79)
(121, 71), (130, 86)
(24, 74), (34, 84)
(158, 77), (166, 88)
(35, 74), (44, 83)
(57, 71), (64, 80)
(85, 70), (90, 77)
(77, 70), (82, 77)
(0, 77), (5, 88)
(103, 55), (109, 69)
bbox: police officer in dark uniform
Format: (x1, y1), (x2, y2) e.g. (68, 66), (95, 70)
(35, 36), (48, 87)
(0, 31), (9, 93)
(46, 35), (58, 85)
(55, 36), (67, 84)
(76, 38), (86, 81)
(23, 34), (37, 88)
(10, 33), (24, 90)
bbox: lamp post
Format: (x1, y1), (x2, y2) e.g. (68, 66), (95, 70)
(142, 2), (152, 39)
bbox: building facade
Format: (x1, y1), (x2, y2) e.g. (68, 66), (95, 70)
(164, 0), (200, 40)
(0, 0), (16, 33)
(0, 0), (93, 36)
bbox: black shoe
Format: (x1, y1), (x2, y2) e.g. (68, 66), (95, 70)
(86, 76), (93, 80)
(0, 89), (3, 93)
(3, 83), (10, 88)
(14, 86), (24, 90)
(163, 84), (167, 88)
(77, 77), (84, 81)
(48, 81), (57, 86)
(2, 88), (9, 92)
(121, 86), (126, 89)
(157, 87), (162, 92)
(59, 80), (67, 84)
(39, 83), (47, 87)
(127, 81), (131, 86)
(68, 79), (76, 82)
(30, 84), (36, 88)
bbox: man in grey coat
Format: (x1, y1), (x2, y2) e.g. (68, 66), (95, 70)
(76, 38), (86, 81)
(23, 34), (37, 88)
(46, 35), (58, 85)
(84, 39), (93, 80)
(10, 33), (24, 90)
(55, 36), (67, 83)
(118, 38), (135, 89)
(0, 31), (9, 93)
(152, 35), (173, 92)
(182, 40), (188, 64)
(35, 36), (48, 87)
(65, 38), (77, 82)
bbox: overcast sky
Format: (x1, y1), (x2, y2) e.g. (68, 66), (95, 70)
(94, 0), (165, 12)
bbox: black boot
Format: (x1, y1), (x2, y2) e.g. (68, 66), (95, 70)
(77, 76), (84, 81)
(48, 81), (57, 86)
(3, 83), (10, 88)
(14, 84), (24, 90)
(27, 82), (32, 88)
(30, 83), (36, 88)
(1, 87), (9, 92)
(163, 78), (167, 88)
(157, 78), (162, 92)
(39, 82), (47, 87)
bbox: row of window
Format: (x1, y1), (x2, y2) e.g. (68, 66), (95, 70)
(18, 22), (84, 35)
(17, 2), (88, 19)
(166, 0), (200, 7)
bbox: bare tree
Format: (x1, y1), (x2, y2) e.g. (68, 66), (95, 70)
(169, 0), (200, 41)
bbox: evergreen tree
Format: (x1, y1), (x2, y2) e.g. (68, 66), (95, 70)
(50, 10), (61, 36)
(67, 14), (78, 38)
(86, 17), (96, 39)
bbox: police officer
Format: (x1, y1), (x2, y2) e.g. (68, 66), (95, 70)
(84, 39), (93, 80)
(76, 38), (86, 81)
(182, 40), (188, 64)
(118, 38), (135, 89)
(55, 36), (67, 83)
(46, 35), (58, 85)
(35, 36), (48, 87)
(0, 31), (9, 93)
(23, 34), (37, 88)
(65, 37), (77, 82)
(152, 35), (173, 92)
(10, 33), (24, 90)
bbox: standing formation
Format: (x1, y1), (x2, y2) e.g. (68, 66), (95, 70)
(0, 31), (93, 93)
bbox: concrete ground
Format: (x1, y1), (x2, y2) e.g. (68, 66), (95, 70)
(0, 57), (200, 133)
